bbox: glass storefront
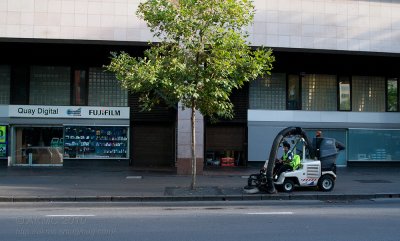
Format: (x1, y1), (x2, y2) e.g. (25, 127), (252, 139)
(348, 129), (400, 161)
(15, 127), (64, 165)
(64, 126), (128, 159)
(12, 125), (129, 166)
(0, 125), (7, 158)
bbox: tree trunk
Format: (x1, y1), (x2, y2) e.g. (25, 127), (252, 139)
(190, 105), (196, 190)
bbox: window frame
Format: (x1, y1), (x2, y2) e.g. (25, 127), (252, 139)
(286, 74), (301, 110)
(71, 67), (89, 106)
(337, 75), (352, 111)
(386, 77), (399, 112)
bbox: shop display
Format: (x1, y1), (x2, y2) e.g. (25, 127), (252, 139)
(64, 126), (128, 159)
(0, 126), (6, 158)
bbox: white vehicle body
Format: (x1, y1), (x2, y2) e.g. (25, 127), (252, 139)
(244, 127), (341, 194)
(274, 159), (336, 192)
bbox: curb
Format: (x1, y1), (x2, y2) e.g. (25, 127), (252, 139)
(1, 193), (399, 203)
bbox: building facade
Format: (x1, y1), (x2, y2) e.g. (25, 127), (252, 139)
(0, 0), (400, 172)
(246, 0), (400, 165)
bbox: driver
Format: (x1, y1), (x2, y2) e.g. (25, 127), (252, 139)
(273, 141), (293, 180)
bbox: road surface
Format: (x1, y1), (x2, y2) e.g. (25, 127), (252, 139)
(0, 199), (399, 241)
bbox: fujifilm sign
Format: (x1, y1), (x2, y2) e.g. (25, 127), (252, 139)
(8, 105), (129, 119)
(88, 109), (121, 116)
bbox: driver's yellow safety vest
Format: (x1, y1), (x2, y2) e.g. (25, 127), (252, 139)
(290, 155), (301, 170)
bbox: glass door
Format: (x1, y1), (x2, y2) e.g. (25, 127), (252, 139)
(14, 126), (63, 166)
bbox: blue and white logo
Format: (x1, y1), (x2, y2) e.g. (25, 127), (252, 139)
(66, 108), (82, 116)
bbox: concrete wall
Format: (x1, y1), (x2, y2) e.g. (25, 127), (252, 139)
(1, 0), (400, 53)
(250, 0), (400, 53)
(0, 0), (153, 42)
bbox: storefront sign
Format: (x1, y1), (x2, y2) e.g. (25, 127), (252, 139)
(9, 105), (129, 119)
(0, 105), (7, 117)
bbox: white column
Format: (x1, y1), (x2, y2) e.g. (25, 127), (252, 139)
(176, 102), (204, 175)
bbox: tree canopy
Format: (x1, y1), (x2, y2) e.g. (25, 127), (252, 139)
(106, 0), (275, 189)
(107, 0), (274, 120)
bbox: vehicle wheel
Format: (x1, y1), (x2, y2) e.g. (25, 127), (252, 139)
(282, 179), (295, 192)
(318, 175), (335, 192)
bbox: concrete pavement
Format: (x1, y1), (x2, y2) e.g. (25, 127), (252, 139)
(0, 165), (399, 202)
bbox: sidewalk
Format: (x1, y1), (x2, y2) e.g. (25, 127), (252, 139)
(0, 165), (399, 202)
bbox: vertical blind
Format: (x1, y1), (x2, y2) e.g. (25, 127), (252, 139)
(352, 76), (385, 112)
(301, 74), (337, 111)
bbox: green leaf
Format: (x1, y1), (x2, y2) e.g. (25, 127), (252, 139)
(106, 0), (274, 119)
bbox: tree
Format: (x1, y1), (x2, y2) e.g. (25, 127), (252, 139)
(106, 0), (274, 189)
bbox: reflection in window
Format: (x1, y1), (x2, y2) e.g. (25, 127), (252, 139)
(349, 129), (400, 161)
(387, 78), (398, 112)
(0, 65), (10, 104)
(352, 76), (385, 112)
(339, 76), (351, 111)
(249, 73), (286, 109)
(302, 74), (337, 111)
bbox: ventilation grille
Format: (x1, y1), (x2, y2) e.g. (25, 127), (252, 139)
(307, 164), (320, 178)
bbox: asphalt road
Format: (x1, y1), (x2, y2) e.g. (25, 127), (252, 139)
(0, 200), (399, 241)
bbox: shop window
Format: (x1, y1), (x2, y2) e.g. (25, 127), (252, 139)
(88, 68), (127, 107)
(348, 129), (400, 161)
(72, 69), (88, 106)
(352, 76), (385, 112)
(387, 78), (399, 112)
(0, 126), (7, 158)
(338, 76), (351, 111)
(287, 75), (300, 110)
(249, 73), (286, 110)
(64, 126), (129, 159)
(15, 127), (64, 165)
(30, 66), (71, 105)
(301, 74), (337, 111)
(0, 65), (10, 104)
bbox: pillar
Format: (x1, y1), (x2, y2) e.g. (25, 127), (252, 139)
(176, 103), (204, 175)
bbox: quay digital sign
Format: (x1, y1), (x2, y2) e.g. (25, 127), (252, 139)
(8, 105), (129, 119)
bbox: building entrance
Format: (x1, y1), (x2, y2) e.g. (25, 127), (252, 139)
(14, 126), (63, 166)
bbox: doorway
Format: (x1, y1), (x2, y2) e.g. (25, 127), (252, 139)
(13, 126), (64, 166)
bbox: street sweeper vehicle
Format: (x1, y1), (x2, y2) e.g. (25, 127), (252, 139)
(244, 127), (345, 194)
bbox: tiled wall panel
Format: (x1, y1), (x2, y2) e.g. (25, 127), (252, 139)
(1, 0), (400, 53)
